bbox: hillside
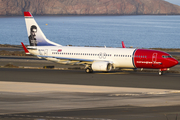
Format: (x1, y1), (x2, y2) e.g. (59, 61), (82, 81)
(1, 0), (180, 15)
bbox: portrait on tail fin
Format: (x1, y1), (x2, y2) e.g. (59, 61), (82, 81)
(29, 25), (37, 46)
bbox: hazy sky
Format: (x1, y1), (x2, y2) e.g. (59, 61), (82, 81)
(165, 0), (180, 6)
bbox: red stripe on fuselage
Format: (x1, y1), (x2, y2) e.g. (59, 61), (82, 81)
(134, 49), (178, 69)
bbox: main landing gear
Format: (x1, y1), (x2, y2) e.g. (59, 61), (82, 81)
(85, 67), (93, 73)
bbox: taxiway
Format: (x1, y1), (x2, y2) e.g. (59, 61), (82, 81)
(0, 68), (180, 120)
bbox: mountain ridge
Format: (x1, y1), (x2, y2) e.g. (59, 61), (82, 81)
(1, 0), (180, 16)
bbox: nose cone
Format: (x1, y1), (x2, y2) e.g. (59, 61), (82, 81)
(171, 58), (179, 67)
(174, 59), (179, 66)
(165, 58), (179, 68)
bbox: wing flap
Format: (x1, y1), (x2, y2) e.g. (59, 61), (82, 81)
(37, 55), (94, 63)
(37, 55), (113, 65)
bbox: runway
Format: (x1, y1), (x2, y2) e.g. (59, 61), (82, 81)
(0, 68), (180, 89)
(1, 68), (180, 120)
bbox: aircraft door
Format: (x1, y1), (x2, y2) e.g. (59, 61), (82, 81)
(103, 53), (106, 59)
(152, 53), (157, 62)
(99, 52), (106, 59)
(99, 52), (102, 59)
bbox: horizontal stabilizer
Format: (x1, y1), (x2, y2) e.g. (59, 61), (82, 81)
(21, 42), (30, 54)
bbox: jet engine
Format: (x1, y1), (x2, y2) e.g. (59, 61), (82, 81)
(91, 61), (112, 71)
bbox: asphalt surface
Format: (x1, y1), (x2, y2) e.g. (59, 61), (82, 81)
(0, 68), (180, 90)
(0, 47), (23, 51)
(0, 56), (42, 60)
(1, 68), (180, 120)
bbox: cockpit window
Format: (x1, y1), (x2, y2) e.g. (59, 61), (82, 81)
(162, 55), (172, 58)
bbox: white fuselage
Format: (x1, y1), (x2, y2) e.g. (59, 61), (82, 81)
(29, 46), (136, 68)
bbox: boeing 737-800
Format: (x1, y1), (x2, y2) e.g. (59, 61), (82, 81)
(22, 11), (178, 75)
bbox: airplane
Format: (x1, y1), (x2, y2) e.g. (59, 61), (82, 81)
(22, 11), (179, 75)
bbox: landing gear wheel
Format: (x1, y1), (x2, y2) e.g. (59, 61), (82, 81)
(159, 71), (163, 75)
(85, 68), (90, 73)
(85, 68), (93, 73)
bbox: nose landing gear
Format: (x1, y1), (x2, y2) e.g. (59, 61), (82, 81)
(159, 71), (164, 75)
(159, 68), (168, 75)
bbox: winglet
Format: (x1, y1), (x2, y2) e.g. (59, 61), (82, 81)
(21, 42), (30, 54)
(122, 41), (126, 48)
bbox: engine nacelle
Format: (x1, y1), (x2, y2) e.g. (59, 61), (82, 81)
(92, 62), (112, 71)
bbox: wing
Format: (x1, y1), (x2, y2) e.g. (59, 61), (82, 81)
(37, 55), (95, 65)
